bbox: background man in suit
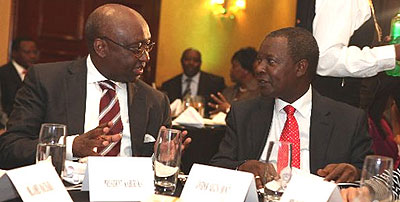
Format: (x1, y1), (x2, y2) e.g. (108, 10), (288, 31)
(161, 48), (226, 116)
(0, 37), (39, 120)
(0, 4), (190, 169)
(210, 27), (372, 189)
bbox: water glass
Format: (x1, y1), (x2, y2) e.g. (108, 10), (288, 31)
(36, 123), (67, 177)
(263, 141), (292, 202)
(358, 155), (393, 201)
(182, 95), (205, 117)
(153, 128), (182, 195)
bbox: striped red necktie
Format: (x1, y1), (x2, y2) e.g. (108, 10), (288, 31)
(279, 105), (300, 170)
(98, 80), (123, 156)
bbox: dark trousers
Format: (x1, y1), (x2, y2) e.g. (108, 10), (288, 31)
(312, 75), (364, 108)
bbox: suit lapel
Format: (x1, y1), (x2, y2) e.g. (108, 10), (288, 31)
(127, 81), (147, 156)
(309, 90), (334, 173)
(197, 72), (206, 96)
(65, 59), (87, 134)
(251, 97), (274, 159)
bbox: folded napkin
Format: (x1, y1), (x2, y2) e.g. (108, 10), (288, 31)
(170, 99), (184, 117)
(62, 160), (87, 184)
(210, 112), (226, 125)
(173, 106), (204, 128)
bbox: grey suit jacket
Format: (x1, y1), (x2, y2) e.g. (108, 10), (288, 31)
(0, 58), (171, 169)
(210, 90), (372, 174)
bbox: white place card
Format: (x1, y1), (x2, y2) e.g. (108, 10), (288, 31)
(6, 161), (73, 202)
(280, 168), (342, 202)
(82, 156), (154, 202)
(180, 164), (258, 202)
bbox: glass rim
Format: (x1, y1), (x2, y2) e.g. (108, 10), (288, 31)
(160, 128), (181, 134)
(41, 123), (67, 128)
(365, 155), (393, 161)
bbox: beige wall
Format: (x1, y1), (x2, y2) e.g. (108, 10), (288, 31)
(0, 0), (12, 65)
(156, 0), (296, 86)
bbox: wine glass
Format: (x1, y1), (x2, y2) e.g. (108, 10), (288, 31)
(191, 95), (205, 117)
(357, 155), (393, 201)
(36, 123), (67, 177)
(263, 141), (292, 202)
(153, 128), (182, 195)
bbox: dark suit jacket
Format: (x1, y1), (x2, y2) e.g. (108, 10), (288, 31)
(0, 62), (23, 117)
(0, 58), (171, 169)
(160, 71), (226, 115)
(210, 90), (372, 174)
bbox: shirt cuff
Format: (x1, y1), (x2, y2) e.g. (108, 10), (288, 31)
(66, 134), (79, 160)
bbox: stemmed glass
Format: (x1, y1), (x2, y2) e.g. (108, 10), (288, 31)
(263, 141), (292, 202)
(153, 128), (182, 195)
(357, 155), (393, 201)
(36, 123), (67, 177)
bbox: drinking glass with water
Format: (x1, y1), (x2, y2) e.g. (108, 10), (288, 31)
(263, 141), (292, 202)
(153, 128), (182, 195)
(36, 123), (67, 177)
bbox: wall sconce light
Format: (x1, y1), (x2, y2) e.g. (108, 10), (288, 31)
(210, 0), (246, 19)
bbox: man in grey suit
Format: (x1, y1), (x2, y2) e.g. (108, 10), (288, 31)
(210, 27), (372, 189)
(161, 48), (226, 116)
(0, 4), (190, 169)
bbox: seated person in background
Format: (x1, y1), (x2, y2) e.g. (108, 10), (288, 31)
(341, 165), (400, 201)
(208, 47), (260, 115)
(0, 4), (190, 170)
(160, 48), (226, 116)
(210, 27), (372, 189)
(0, 37), (39, 118)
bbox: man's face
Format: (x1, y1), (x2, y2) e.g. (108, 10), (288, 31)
(181, 50), (201, 77)
(103, 22), (152, 83)
(13, 41), (39, 68)
(255, 36), (298, 101)
(230, 59), (246, 83)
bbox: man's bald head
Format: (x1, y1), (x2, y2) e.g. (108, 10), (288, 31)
(85, 4), (149, 52)
(84, 4), (152, 83)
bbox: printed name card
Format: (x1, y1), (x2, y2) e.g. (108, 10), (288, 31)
(82, 156), (154, 202)
(180, 164), (258, 202)
(5, 161), (73, 202)
(280, 168), (342, 202)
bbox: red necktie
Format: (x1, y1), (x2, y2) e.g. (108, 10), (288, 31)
(98, 80), (123, 156)
(279, 105), (300, 169)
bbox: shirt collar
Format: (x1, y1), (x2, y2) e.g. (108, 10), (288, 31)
(12, 60), (27, 74)
(182, 71), (201, 84)
(86, 55), (122, 89)
(274, 85), (312, 118)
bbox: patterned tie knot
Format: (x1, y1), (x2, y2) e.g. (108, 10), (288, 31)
(284, 105), (296, 116)
(99, 80), (116, 91)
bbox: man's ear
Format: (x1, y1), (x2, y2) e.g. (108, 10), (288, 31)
(296, 59), (308, 77)
(93, 38), (107, 58)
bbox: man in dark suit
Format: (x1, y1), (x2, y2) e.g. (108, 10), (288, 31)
(0, 4), (190, 169)
(0, 37), (39, 121)
(210, 27), (372, 189)
(161, 48), (226, 116)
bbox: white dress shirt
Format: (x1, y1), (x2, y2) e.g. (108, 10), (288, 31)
(260, 85), (312, 173)
(181, 72), (200, 96)
(314, 0), (396, 77)
(66, 55), (132, 159)
(11, 60), (27, 81)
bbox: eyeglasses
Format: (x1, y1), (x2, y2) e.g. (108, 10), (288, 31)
(99, 36), (155, 58)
